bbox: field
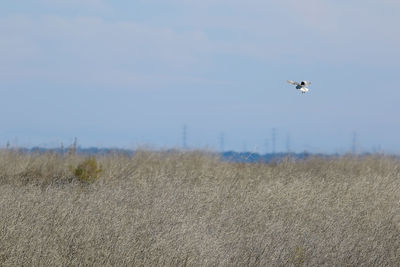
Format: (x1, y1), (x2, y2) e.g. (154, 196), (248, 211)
(1, 150), (400, 266)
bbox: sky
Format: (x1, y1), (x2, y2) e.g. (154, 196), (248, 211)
(1, 0), (399, 153)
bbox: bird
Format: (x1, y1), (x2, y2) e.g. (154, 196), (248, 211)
(287, 80), (311, 93)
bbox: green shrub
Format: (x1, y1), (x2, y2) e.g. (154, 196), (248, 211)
(73, 157), (102, 183)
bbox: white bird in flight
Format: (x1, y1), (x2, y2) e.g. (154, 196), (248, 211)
(287, 80), (311, 94)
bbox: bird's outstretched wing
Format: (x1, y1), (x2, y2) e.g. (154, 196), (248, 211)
(304, 81), (311, 86)
(287, 80), (300, 86)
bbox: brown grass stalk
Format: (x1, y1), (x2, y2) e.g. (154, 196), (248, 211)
(0, 150), (399, 266)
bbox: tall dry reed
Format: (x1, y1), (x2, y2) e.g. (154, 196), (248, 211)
(1, 150), (399, 266)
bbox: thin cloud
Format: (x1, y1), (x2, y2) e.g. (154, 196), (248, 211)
(39, 0), (109, 10)
(0, 15), (223, 89)
(1, 1), (399, 89)
(130, 0), (400, 65)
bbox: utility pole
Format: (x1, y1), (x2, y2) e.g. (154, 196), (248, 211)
(272, 128), (276, 154)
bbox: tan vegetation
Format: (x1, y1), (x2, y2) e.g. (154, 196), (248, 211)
(0, 150), (400, 266)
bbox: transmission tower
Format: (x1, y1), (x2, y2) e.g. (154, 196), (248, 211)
(219, 133), (225, 152)
(352, 132), (357, 154)
(272, 128), (276, 154)
(182, 124), (187, 149)
(286, 133), (291, 153)
(264, 139), (269, 155)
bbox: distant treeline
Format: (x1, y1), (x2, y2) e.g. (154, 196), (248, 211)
(220, 151), (327, 163)
(1, 146), (349, 163)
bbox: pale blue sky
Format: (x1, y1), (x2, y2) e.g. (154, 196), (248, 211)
(1, 0), (399, 153)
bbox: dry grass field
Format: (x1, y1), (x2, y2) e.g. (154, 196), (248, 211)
(1, 150), (400, 266)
